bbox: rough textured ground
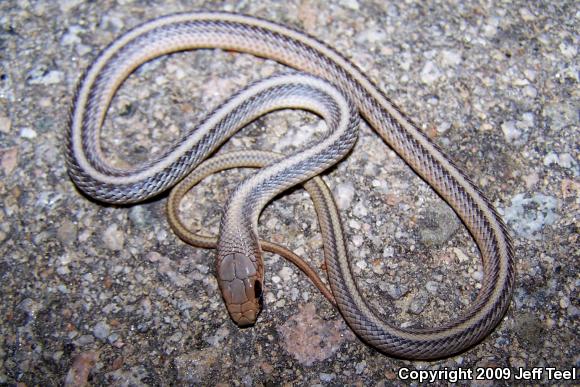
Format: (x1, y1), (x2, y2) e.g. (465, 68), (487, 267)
(0, 0), (578, 385)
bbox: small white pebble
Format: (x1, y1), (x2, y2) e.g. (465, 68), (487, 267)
(353, 202), (368, 218)
(56, 266), (70, 275)
(501, 121), (521, 142)
(519, 8), (536, 21)
(437, 121), (452, 133)
(556, 153), (574, 168)
(348, 219), (361, 230)
(59, 0), (84, 13)
(102, 224), (124, 251)
(425, 281), (439, 293)
(146, 252), (161, 262)
(471, 271), (484, 281)
(559, 41), (577, 58)
(93, 321), (110, 340)
(440, 50), (462, 67)
(334, 182), (355, 210)
(355, 27), (386, 44)
(420, 61), (442, 84)
(265, 292), (276, 304)
(355, 361), (366, 374)
(278, 266), (293, 282)
(523, 85), (537, 98)
(356, 260), (367, 270)
(383, 246), (394, 258)
(0, 115), (11, 133)
(453, 248), (469, 262)
(523, 68), (537, 81)
(483, 23), (498, 37)
(58, 254), (72, 265)
(352, 234), (364, 247)
(58, 284), (69, 293)
(29, 70), (64, 85)
(543, 152), (559, 166)
(20, 127), (38, 139)
(340, 0), (360, 10)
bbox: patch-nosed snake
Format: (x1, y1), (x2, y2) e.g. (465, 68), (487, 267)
(65, 11), (515, 359)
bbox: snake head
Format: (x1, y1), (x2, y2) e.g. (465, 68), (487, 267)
(217, 252), (263, 327)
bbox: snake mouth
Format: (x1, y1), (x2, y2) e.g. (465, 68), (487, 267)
(236, 280), (263, 327)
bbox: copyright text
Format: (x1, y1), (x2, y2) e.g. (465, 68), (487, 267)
(397, 367), (577, 383)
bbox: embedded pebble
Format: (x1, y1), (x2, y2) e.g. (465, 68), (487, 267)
(355, 361), (366, 375)
(174, 348), (222, 384)
(278, 266), (293, 282)
(64, 352), (99, 387)
(334, 182), (355, 210)
(543, 152), (576, 170)
(559, 40), (577, 58)
(418, 203), (460, 246)
(420, 61), (442, 84)
(57, 220), (78, 245)
(20, 127), (38, 139)
(18, 298), (41, 317)
(339, 0), (360, 11)
(355, 27), (386, 44)
(319, 373), (336, 382)
(59, 0), (84, 13)
(102, 224), (125, 251)
(28, 70), (64, 85)
(382, 246), (394, 258)
(278, 303), (354, 366)
(204, 326), (230, 346)
(437, 121), (452, 133)
(352, 234), (364, 247)
(504, 194), (559, 239)
(0, 115), (11, 133)
(384, 283), (408, 300)
(542, 102), (576, 130)
(408, 294), (430, 315)
(129, 206), (149, 227)
(355, 260), (367, 270)
(501, 121), (521, 142)
(353, 202), (368, 218)
(0, 147), (18, 175)
(471, 271), (484, 282)
(273, 121), (325, 152)
(440, 50), (462, 67)
(519, 7), (536, 21)
(58, 254), (72, 266)
(523, 85), (537, 98)
(425, 281), (439, 294)
(453, 248), (469, 263)
(93, 321), (110, 340)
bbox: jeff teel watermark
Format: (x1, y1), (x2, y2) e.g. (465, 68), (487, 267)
(397, 366), (577, 383)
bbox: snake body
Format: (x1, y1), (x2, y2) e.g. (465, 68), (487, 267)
(166, 150), (339, 306)
(66, 12), (515, 359)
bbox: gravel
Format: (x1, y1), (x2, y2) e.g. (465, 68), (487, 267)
(0, 0), (578, 385)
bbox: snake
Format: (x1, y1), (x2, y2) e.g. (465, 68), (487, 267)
(65, 11), (515, 359)
(166, 150), (339, 307)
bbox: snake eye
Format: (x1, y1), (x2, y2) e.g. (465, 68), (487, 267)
(254, 280), (263, 306)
